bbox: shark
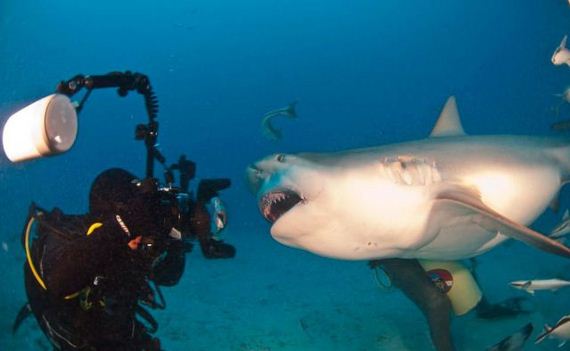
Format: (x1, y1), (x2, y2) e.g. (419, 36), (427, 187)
(261, 101), (298, 140)
(509, 278), (570, 295)
(246, 96), (570, 261)
(487, 323), (533, 351)
(554, 87), (570, 104)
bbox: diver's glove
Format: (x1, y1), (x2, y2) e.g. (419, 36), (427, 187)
(200, 238), (235, 259)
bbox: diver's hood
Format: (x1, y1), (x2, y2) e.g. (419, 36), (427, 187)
(89, 168), (139, 216)
(89, 168), (175, 237)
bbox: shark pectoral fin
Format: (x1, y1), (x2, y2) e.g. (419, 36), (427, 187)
(435, 188), (570, 258)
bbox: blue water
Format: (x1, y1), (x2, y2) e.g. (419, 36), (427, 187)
(1, 0), (570, 350)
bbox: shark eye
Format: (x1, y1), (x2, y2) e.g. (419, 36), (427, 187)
(276, 154), (286, 163)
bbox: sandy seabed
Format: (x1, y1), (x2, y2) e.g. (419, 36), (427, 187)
(1, 221), (569, 351)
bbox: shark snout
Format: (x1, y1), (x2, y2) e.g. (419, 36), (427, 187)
(245, 164), (265, 194)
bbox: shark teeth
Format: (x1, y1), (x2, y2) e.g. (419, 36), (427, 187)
(260, 190), (303, 223)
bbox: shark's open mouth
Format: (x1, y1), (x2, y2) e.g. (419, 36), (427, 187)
(259, 190), (302, 223)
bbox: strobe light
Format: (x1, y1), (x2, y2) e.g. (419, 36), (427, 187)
(2, 94), (77, 162)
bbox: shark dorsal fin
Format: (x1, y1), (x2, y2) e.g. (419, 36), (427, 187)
(430, 96), (466, 138)
(561, 35), (568, 49)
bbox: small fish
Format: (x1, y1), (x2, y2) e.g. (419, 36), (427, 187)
(535, 315), (570, 348)
(551, 119), (570, 132)
(261, 101), (298, 140)
(555, 87), (570, 104)
(509, 279), (570, 295)
(487, 323), (533, 351)
(210, 196), (227, 235)
(551, 87), (570, 117)
(1, 242), (7, 252)
(550, 209), (570, 241)
(552, 35), (570, 66)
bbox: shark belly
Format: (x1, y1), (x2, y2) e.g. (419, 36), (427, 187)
(271, 171), (437, 260)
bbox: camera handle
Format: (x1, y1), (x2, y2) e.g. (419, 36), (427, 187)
(55, 71), (165, 179)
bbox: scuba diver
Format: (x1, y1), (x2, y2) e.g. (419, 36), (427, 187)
(368, 258), (530, 351)
(16, 166), (234, 351)
(369, 259), (456, 351)
(4, 71), (236, 350)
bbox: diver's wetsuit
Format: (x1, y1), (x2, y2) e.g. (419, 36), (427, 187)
(25, 213), (185, 351)
(376, 258), (455, 351)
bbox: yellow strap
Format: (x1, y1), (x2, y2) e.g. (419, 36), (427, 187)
(64, 286), (90, 300)
(64, 288), (87, 300)
(64, 290), (82, 300)
(64, 287), (94, 311)
(25, 217), (47, 290)
(86, 222), (103, 236)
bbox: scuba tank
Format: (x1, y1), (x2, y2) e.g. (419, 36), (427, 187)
(419, 259), (482, 316)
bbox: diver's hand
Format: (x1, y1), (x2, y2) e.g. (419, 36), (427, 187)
(128, 236), (142, 250)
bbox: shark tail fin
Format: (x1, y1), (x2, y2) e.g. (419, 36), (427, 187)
(286, 101), (298, 118)
(535, 324), (553, 344)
